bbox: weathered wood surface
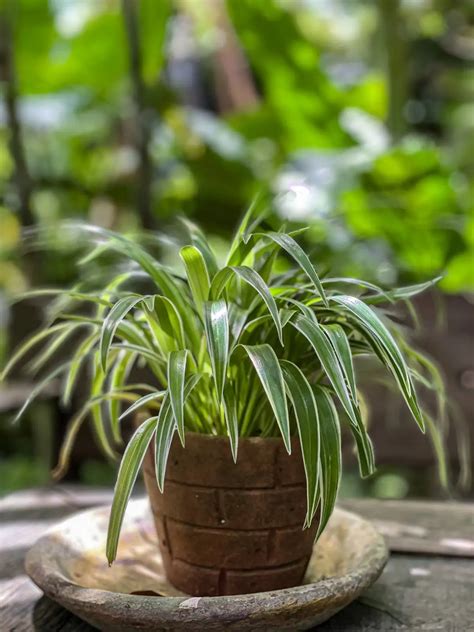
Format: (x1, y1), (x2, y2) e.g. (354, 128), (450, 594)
(1, 486), (473, 631)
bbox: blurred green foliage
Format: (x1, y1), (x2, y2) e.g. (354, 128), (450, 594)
(0, 0), (472, 297)
(0, 0), (472, 495)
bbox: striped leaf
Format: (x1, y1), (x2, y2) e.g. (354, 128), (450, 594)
(332, 295), (425, 431)
(90, 352), (118, 461)
(249, 232), (328, 306)
(63, 331), (98, 405)
(106, 416), (158, 564)
(280, 361), (320, 526)
(204, 300), (229, 402)
(211, 265), (283, 344)
(12, 361), (71, 425)
(240, 344), (291, 454)
(100, 295), (144, 371)
(365, 277), (442, 305)
(179, 216), (219, 278)
(290, 315), (358, 427)
(155, 374), (202, 491)
(108, 351), (136, 443)
(1, 322), (74, 381)
(314, 387), (342, 538)
(167, 349), (189, 445)
(223, 383), (239, 462)
(119, 390), (166, 420)
(180, 245), (211, 316)
(322, 324), (375, 476)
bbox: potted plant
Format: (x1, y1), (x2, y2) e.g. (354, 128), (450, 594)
(2, 207), (442, 596)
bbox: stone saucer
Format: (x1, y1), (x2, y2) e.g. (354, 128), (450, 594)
(25, 498), (388, 631)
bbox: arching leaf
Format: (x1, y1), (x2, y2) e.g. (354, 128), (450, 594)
(106, 416), (158, 565)
(240, 344), (291, 453)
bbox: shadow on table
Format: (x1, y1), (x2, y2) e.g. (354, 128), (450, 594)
(33, 596), (97, 631)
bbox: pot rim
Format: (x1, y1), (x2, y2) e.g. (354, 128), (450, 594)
(175, 430), (300, 445)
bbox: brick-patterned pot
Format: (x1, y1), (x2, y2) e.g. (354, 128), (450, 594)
(141, 432), (318, 596)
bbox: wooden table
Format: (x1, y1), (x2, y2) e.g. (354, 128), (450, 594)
(1, 487), (473, 631)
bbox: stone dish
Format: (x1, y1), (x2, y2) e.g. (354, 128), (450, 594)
(25, 499), (388, 631)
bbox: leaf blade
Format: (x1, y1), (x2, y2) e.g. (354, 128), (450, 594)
(240, 343), (291, 453)
(290, 315), (358, 427)
(100, 295), (143, 371)
(204, 300), (229, 402)
(211, 266), (283, 345)
(280, 360), (320, 525)
(333, 295), (425, 431)
(250, 232), (328, 306)
(167, 349), (189, 445)
(223, 383), (239, 462)
(314, 387), (342, 538)
(106, 416), (158, 564)
(155, 374), (202, 491)
(180, 245), (211, 316)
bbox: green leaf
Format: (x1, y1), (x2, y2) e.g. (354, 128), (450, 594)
(52, 389), (142, 481)
(323, 325), (357, 397)
(314, 387), (342, 538)
(106, 415), (158, 565)
(155, 374), (202, 491)
(179, 216), (219, 278)
(100, 295), (144, 371)
(152, 295), (186, 351)
(90, 353), (118, 461)
(108, 351), (136, 443)
(81, 228), (197, 346)
(26, 322), (84, 375)
(322, 277), (390, 301)
(167, 349), (189, 445)
(322, 324), (375, 477)
(332, 295), (425, 431)
(290, 315), (358, 426)
(240, 344), (291, 453)
(154, 394), (174, 493)
(365, 277), (442, 305)
(180, 245), (211, 316)
(119, 390), (166, 420)
(228, 304), (251, 347)
(1, 322), (73, 381)
(280, 361), (320, 526)
(223, 383), (239, 462)
(211, 266), (283, 345)
(249, 232), (328, 306)
(12, 361), (71, 425)
(280, 296), (317, 322)
(63, 331), (98, 405)
(204, 300), (229, 402)
(226, 195), (265, 265)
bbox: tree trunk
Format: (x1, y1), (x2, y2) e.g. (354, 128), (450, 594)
(0, 5), (34, 226)
(379, 0), (408, 141)
(121, 0), (155, 230)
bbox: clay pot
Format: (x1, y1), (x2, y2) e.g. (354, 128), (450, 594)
(141, 431), (318, 596)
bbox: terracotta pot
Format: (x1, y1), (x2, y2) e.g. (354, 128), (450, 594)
(141, 431), (318, 596)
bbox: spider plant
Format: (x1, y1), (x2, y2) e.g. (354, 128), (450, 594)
(2, 207), (443, 566)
